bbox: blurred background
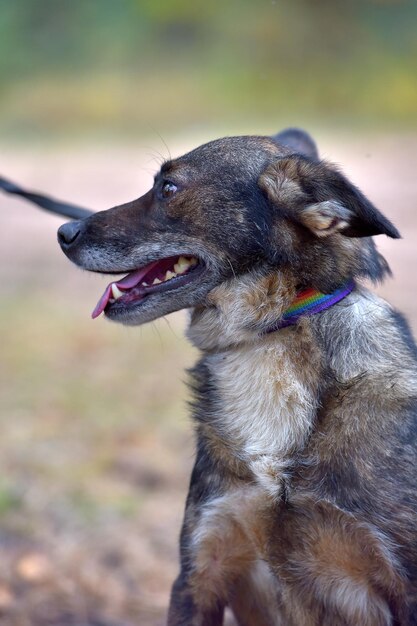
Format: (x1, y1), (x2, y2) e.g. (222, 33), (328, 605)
(0, 1), (416, 624)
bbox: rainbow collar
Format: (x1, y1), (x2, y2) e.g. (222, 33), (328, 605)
(264, 280), (355, 334)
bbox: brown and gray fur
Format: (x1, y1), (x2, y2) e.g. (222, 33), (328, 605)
(58, 128), (417, 625)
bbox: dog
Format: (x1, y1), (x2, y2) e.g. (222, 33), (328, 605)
(58, 128), (417, 625)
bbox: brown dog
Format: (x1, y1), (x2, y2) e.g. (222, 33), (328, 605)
(58, 129), (417, 625)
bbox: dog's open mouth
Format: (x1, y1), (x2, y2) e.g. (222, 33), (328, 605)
(92, 255), (201, 319)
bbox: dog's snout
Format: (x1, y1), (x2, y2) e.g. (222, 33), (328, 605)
(58, 220), (83, 248)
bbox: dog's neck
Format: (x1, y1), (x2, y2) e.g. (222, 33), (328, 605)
(187, 269), (352, 351)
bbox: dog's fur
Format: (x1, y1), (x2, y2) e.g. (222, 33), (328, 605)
(58, 129), (417, 625)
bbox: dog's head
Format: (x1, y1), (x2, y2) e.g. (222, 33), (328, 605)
(58, 129), (399, 326)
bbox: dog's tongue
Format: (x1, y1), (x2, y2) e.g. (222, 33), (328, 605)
(92, 285), (113, 319)
(91, 262), (159, 319)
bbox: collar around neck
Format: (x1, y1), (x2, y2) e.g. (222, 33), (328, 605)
(264, 280), (355, 334)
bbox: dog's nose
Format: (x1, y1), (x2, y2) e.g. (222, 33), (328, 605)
(57, 220), (83, 248)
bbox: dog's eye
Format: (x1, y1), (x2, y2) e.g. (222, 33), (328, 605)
(161, 181), (177, 199)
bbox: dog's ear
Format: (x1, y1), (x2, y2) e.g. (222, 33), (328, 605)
(272, 128), (319, 160)
(260, 155), (400, 239)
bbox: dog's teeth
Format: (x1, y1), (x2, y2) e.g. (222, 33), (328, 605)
(152, 278), (162, 285)
(174, 256), (191, 274)
(164, 270), (177, 281)
(111, 284), (124, 300)
(189, 257), (198, 266)
(142, 281), (149, 287)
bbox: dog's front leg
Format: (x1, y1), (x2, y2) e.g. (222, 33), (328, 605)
(167, 447), (278, 626)
(168, 571), (225, 626)
(167, 454), (228, 626)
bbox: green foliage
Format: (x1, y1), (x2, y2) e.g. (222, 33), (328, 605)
(0, 0), (416, 135)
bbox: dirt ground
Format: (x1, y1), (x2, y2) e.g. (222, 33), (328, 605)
(0, 132), (416, 625)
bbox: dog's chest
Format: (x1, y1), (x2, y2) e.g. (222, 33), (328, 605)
(203, 334), (321, 491)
